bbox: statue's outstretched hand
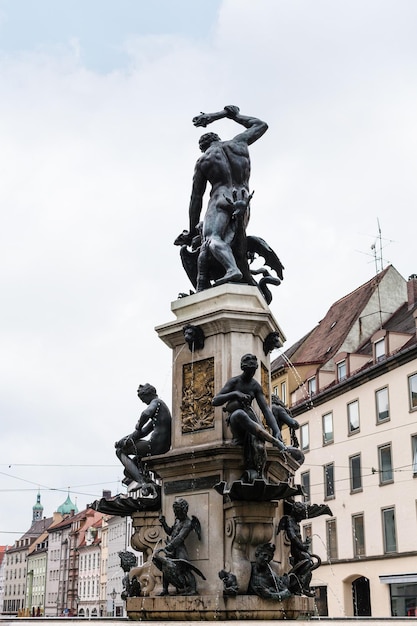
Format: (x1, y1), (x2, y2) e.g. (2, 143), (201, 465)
(192, 112), (214, 128)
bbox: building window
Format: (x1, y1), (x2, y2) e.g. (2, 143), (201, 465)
(389, 581), (417, 617)
(350, 454), (362, 492)
(280, 381), (287, 405)
(378, 443), (393, 484)
(326, 518), (338, 560)
(352, 513), (366, 556)
(409, 373), (417, 410)
(314, 585), (329, 617)
(307, 377), (316, 397)
(303, 523), (312, 552)
(337, 360), (346, 382)
(348, 400), (360, 434)
(324, 463), (335, 499)
(301, 471), (310, 503)
(300, 423), (309, 452)
(376, 387), (390, 423)
(322, 412), (334, 445)
(375, 338), (386, 362)
(412, 435), (417, 476)
(382, 507), (397, 553)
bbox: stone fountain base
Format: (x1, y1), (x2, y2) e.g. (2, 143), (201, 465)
(127, 594), (315, 620)
(121, 286), (315, 621)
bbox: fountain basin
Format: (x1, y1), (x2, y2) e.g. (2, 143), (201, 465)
(127, 594), (315, 620)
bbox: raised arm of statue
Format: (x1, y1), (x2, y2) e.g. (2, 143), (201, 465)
(192, 107), (230, 128)
(225, 106), (268, 145)
(192, 105), (268, 146)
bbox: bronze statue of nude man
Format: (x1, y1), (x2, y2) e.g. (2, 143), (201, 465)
(212, 354), (286, 480)
(115, 384), (171, 486)
(176, 105), (268, 289)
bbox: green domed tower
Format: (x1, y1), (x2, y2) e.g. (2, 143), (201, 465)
(57, 492), (78, 516)
(32, 490), (44, 522)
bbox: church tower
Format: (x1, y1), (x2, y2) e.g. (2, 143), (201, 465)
(32, 490), (43, 522)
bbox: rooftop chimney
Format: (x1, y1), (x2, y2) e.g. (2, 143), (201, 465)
(102, 490), (112, 499)
(407, 274), (417, 310)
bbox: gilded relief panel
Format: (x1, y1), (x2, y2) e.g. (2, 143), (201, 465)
(181, 357), (215, 433)
(261, 362), (270, 401)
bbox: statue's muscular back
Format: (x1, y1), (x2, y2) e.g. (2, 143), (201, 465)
(198, 139), (251, 196)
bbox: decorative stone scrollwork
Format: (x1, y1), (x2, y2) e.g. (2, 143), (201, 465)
(131, 515), (164, 559)
(129, 560), (161, 597)
(130, 511), (164, 596)
(224, 501), (277, 594)
(225, 518), (235, 538)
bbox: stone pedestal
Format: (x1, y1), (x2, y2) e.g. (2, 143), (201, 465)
(155, 284), (285, 450)
(127, 285), (314, 620)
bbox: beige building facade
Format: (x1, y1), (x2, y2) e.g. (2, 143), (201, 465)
(271, 267), (417, 617)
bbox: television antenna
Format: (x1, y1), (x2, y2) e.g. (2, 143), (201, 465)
(356, 218), (394, 273)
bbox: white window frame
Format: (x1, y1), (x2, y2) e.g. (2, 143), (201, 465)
(349, 453), (362, 493)
(382, 506), (397, 553)
(326, 518), (338, 560)
(301, 470), (310, 503)
(300, 423), (310, 452)
(411, 435), (417, 476)
(280, 381), (287, 405)
(322, 412), (334, 445)
(347, 399), (360, 434)
(375, 338), (386, 362)
(408, 373), (417, 411)
(376, 386), (390, 423)
(352, 513), (366, 557)
(307, 377), (316, 397)
(337, 360), (346, 382)
(378, 443), (393, 484)
(324, 462), (335, 499)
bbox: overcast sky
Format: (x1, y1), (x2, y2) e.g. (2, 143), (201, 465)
(1, 0), (416, 538)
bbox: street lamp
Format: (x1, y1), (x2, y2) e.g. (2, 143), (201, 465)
(110, 588), (117, 617)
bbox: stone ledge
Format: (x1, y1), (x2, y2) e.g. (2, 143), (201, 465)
(126, 594), (314, 620)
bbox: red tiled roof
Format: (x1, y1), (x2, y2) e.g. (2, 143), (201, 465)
(284, 267), (391, 367)
(271, 330), (313, 374)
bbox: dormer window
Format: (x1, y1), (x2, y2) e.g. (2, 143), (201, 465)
(307, 377), (316, 397)
(337, 360), (347, 382)
(375, 338), (386, 362)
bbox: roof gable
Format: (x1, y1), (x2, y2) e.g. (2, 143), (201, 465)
(274, 266), (405, 370)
